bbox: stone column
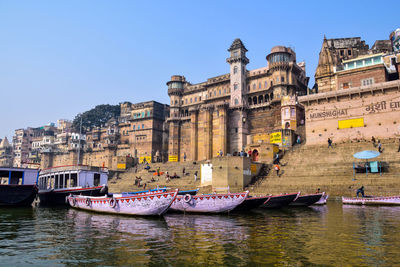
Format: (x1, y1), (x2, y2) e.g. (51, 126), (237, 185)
(189, 108), (199, 161)
(168, 119), (180, 161)
(217, 103), (228, 156)
(204, 105), (214, 160)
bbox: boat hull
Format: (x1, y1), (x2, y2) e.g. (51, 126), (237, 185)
(170, 191), (249, 213)
(260, 192), (300, 208)
(232, 196), (270, 211)
(342, 196), (400, 205)
(39, 186), (107, 206)
(68, 190), (178, 216)
(290, 193), (324, 206)
(0, 185), (38, 207)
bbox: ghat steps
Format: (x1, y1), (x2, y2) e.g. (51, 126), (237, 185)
(108, 161), (203, 193)
(248, 139), (400, 197)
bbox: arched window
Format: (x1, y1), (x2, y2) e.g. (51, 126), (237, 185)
(219, 90), (221, 95)
(270, 93), (273, 100)
(248, 97), (252, 105)
(253, 84), (256, 90)
(174, 100), (177, 105)
(259, 82), (261, 89)
(233, 66), (238, 74)
(214, 91), (216, 96)
(142, 124), (144, 129)
(190, 98), (192, 103)
(264, 81), (268, 88)
(258, 95), (263, 103)
(185, 99), (188, 104)
(270, 81), (273, 87)
(224, 88), (226, 94)
(247, 85), (250, 91)
(234, 98), (239, 105)
(265, 94), (269, 102)
(253, 96), (257, 105)
(234, 83), (238, 90)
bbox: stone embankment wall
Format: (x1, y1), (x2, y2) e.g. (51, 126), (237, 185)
(249, 139), (400, 197)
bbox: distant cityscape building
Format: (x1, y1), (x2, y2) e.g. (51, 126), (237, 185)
(0, 137), (13, 167)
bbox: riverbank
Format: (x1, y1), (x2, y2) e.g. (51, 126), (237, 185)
(109, 139), (400, 197)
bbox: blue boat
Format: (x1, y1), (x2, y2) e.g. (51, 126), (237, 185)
(0, 167), (39, 207)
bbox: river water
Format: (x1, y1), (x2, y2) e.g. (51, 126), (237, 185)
(1, 201), (400, 266)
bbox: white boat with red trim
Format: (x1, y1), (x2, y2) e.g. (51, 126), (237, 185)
(67, 189), (178, 216)
(38, 165), (108, 205)
(342, 195), (400, 205)
(170, 191), (249, 213)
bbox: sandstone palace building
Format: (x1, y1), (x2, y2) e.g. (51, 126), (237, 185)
(167, 39), (309, 162)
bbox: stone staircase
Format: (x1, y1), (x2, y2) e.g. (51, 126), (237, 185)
(248, 139), (400, 197)
(108, 161), (203, 193)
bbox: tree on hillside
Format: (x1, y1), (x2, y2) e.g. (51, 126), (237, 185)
(72, 104), (120, 132)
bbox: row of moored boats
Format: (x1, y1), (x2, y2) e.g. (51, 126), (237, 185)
(2, 166), (398, 216)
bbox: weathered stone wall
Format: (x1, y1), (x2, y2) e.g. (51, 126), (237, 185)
(300, 80), (400, 145)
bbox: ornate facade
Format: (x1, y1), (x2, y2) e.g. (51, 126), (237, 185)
(167, 39), (309, 162)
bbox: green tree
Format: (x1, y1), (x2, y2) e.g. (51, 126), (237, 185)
(72, 104), (120, 132)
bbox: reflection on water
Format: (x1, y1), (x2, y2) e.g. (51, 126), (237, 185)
(1, 203), (400, 266)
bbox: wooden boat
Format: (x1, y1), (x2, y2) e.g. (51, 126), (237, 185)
(342, 196), (400, 205)
(289, 193), (324, 207)
(232, 195), (270, 212)
(314, 192), (328, 205)
(38, 165), (108, 205)
(67, 189), (178, 216)
(260, 192), (300, 208)
(170, 191), (249, 213)
(0, 167), (39, 207)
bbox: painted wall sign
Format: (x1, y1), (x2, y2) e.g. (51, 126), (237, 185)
(168, 155), (178, 162)
(310, 109), (348, 119)
(139, 156), (152, 163)
(366, 100), (400, 113)
(338, 118), (364, 129)
(270, 132), (282, 144)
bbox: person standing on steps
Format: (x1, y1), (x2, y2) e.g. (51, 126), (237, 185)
(274, 164), (280, 176)
(378, 140), (383, 153)
(371, 136), (376, 147)
(194, 171), (198, 182)
(183, 152), (187, 162)
(356, 186), (365, 198)
(328, 138), (333, 148)
(183, 167), (186, 176)
(397, 138), (400, 152)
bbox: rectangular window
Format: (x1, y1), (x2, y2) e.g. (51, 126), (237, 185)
(94, 173), (100, 186)
(361, 78), (374, 86)
(281, 76), (285, 82)
(340, 50), (344, 56)
(70, 173), (77, 187)
(342, 83), (349, 89)
(348, 49), (352, 56)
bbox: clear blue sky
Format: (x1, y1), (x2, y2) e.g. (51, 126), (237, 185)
(0, 0), (398, 140)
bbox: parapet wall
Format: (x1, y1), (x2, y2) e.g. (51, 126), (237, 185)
(300, 80), (400, 145)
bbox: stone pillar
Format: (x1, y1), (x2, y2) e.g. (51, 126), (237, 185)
(190, 108), (198, 161)
(217, 103), (228, 156)
(168, 120), (181, 161)
(204, 105), (213, 160)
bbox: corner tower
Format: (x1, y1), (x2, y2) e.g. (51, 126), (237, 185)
(227, 38), (249, 107)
